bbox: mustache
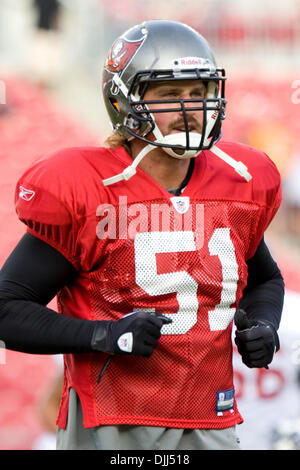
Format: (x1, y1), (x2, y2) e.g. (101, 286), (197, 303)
(168, 117), (202, 133)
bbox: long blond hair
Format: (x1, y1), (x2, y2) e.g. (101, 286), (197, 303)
(104, 130), (131, 155)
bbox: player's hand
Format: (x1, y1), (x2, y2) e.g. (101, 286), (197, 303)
(91, 311), (172, 357)
(234, 309), (279, 369)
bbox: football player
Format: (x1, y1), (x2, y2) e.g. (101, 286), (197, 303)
(0, 20), (284, 450)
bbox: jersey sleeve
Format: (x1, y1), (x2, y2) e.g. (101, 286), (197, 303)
(247, 152), (282, 259)
(15, 151), (82, 270)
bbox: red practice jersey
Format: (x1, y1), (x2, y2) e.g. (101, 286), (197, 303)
(15, 141), (282, 429)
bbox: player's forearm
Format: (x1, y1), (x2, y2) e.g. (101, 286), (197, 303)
(0, 232), (96, 354)
(0, 298), (96, 354)
(240, 237), (284, 330)
(238, 275), (284, 331)
(0, 298), (169, 357)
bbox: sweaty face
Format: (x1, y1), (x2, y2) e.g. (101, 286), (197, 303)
(143, 80), (207, 138)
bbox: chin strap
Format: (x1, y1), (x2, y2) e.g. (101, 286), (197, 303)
(102, 143), (156, 186)
(210, 145), (252, 182)
(102, 142), (252, 186)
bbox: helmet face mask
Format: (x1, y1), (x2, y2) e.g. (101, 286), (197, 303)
(102, 20), (226, 158)
(127, 71), (226, 157)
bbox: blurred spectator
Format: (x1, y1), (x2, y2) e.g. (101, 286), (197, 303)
(28, 0), (64, 88)
(34, 0), (61, 31)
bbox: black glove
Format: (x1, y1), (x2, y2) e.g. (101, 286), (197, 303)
(234, 309), (280, 369)
(91, 311), (172, 357)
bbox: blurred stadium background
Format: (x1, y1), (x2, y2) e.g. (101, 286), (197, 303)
(0, 0), (300, 450)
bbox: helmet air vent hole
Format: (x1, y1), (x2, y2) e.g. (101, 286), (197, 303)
(109, 98), (120, 112)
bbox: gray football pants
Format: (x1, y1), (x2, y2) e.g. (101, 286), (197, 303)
(56, 388), (241, 450)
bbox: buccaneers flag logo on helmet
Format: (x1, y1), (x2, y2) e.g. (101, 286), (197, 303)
(105, 35), (146, 74)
